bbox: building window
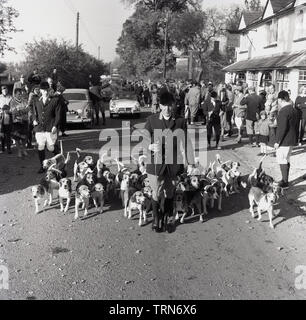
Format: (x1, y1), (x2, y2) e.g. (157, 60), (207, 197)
(276, 70), (289, 92)
(260, 71), (273, 88)
(266, 19), (278, 46)
(299, 70), (306, 81)
(247, 72), (258, 89)
(240, 34), (249, 52)
(299, 70), (306, 91)
(295, 9), (306, 40)
(235, 72), (246, 84)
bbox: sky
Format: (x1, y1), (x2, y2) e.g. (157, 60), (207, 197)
(1, 0), (250, 64)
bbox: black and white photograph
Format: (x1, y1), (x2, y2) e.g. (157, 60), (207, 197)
(0, 0), (306, 306)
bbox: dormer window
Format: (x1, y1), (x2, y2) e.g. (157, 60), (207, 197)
(295, 9), (306, 40)
(265, 19), (278, 46)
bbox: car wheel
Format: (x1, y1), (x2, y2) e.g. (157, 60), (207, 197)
(110, 113), (114, 119)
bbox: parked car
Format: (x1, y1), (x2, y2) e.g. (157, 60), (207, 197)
(109, 91), (141, 118)
(62, 89), (94, 127)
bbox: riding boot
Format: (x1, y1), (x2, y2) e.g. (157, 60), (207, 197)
(38, 150), (45, 173)
(279, 164), (289, 188)
(151, 200), (160, 232)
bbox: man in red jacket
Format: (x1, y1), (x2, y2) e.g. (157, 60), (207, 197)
(274, 91), (300, 189)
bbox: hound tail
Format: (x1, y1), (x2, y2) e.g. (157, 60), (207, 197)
(76, 148), (82, 159)
(59, 140), (64, 155)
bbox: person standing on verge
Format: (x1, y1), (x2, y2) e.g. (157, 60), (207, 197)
(232, 86), (247, 144)
(54, 83), (69, 137)
(13, 74), (29, 99)
(32, 82), (61, 173)
(274, 90), (300, 189)
(295, 85), (306, 146)
(185, 81), (201, 125)
(207, 91), (222, 150)
(240, 86), (264, 147)
(144, 91), (195, 233)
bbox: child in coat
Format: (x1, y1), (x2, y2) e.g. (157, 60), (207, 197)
(0, 104), (13, 154)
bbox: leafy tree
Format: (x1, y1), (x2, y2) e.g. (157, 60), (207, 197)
(0, 0), (20, 56)
(18, 39), (108, 88)
(244, 0), (264, 12)
(121, 0), (201, 11)
(170, 8), (226, 68)
(117, 0), (198, 78)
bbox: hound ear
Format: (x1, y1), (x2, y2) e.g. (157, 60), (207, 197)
(130, 193), (137, 203)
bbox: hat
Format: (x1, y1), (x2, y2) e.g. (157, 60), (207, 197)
(260, 110), (267, 116)
(40, 82), (49, 90)
(1, 85), (8, 90)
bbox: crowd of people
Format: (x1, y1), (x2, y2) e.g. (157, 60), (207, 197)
(125, 79), (305, 152)
(1, 71), (306, 185)
(124, 78), (306, 188)
(0, 68), (69, 172)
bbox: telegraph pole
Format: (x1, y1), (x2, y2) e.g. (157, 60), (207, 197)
(76, 12), (80, 51)
(98, 46), (101, 60)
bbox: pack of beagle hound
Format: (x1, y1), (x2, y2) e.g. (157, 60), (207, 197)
(31, 147), (283, 230)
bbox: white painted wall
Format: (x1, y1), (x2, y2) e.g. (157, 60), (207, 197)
(237, 6), (306, 62)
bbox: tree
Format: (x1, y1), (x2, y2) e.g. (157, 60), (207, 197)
(244, 0), (264, 12)
(170, 8), (226, 68)
(0, 0), (20, 56)
(121, 0), (201, 11)
(117, 0), (198, 78)
(18, 39), (108, 88)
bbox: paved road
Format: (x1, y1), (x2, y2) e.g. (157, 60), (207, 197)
(1, 113), (306, 300)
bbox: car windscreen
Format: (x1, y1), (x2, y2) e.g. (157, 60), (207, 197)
(114, 91), (136, 100)
(63, 93), (87, 101)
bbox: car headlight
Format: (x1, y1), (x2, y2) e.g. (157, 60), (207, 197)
(110, 101), (117, 110)
(77, 109), (83, 115)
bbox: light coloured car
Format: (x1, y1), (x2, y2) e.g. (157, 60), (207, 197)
(109, 91), (141, 118)
(62, 89), (94, 127)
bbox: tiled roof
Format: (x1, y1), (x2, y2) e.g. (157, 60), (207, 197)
(243, 11), (263, 26)
(270, 0), (295, 13)
(223, 50), (306, 72)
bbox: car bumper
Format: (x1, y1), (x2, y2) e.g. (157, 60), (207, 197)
(110, 110), (141, 116)
(67, 116), (92, 124)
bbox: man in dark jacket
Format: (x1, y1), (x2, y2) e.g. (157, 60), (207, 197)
(240, 86), (264, 146)
(207, 91), (222, 150)
(32, 82), (61, 173)
(144, 91), (195, 233)
(275, 90), (300, 189)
